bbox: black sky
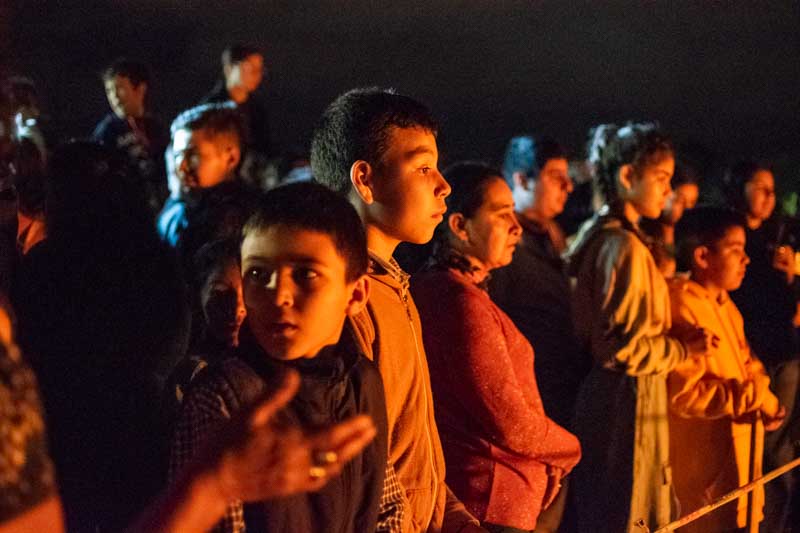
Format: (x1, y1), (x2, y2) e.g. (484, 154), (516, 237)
(5, 1), (800, 188)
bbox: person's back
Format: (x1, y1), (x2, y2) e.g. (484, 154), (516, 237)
(668, 207), (784, 532)
(13, 141), (189, 531)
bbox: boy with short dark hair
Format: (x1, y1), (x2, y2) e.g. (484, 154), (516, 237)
(157, 102), (255, 275)
(93, 58), (168, 212)
(311, 87), (482, 533)
(668, 206), (785, 532)
(170, 181), (388, 532)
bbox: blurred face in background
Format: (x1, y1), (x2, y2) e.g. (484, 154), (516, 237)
(745, 169), (776, 224)
(531, 158), (573, 220)
(225, 53), (264, 95)
(201, 260), (246, 347)
(104, 75), (146, 119)
(663, 182), (699, 226)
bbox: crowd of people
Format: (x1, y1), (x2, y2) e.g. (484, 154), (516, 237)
(0, 43), (798, 533)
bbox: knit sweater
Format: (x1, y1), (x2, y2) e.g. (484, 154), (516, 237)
(413, 268), (581, 530)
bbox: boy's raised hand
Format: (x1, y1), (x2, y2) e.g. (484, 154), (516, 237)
(212, 370), (378, 502)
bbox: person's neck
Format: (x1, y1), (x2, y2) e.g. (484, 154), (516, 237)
(691, 272), (725, 303)
(225, 82), (249, 104)
(746, 215), (763, 230)
(462, 255), (490, 284)
(365, 224), (400, 264)
(662, 224), (675, 245)
(621, 201), (641, 228)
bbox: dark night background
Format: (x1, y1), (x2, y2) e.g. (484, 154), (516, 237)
(2, 1), (800, 194)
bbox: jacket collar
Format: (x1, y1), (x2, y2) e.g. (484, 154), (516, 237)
(368, 250), (410, 292)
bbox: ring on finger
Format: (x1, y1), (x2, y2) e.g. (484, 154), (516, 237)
(309, 466), (327, 480)
(312, 449), (338, 466)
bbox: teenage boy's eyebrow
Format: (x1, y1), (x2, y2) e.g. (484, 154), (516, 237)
(404, 146), (436, 159)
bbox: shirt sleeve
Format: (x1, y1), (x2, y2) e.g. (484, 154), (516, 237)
(376, 460), (406, 532)
(169, 380), (244, 533)
(0, 343), (57, 523)
(593, 233), (686, 376)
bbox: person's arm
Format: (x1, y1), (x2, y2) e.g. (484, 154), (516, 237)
(592, 234), (687, 376)
(132, 371), (377, 532)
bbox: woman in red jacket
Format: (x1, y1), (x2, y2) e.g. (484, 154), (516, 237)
(412, 161), (581, 533)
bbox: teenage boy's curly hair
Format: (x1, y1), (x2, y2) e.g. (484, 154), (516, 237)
(310, 87), (439, 195)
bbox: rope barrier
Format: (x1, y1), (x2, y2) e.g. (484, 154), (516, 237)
(634, 454), (800, 533)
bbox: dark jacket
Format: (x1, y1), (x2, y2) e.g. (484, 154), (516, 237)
(92, 113), (169, 212)
(731, 222), (799, 368)
(157, 179), (257, 275)
(174, 325), (388, 532)
(489, 215), (588, 428)
(202, 82), (271, 157)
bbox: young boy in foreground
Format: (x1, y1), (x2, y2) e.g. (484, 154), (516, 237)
(669, 206), (785, 532)
(170, 182), (388, 532)
(311, 87), (483, 532)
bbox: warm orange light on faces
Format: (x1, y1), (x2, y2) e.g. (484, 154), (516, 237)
(367, 126), (451, 245)
(241, 227), (362, 361)
(172, 128), (239, 189)
(455, 178), (522, 272)
(627, 155), (675, 220)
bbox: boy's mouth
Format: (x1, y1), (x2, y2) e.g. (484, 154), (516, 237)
(267, 322), (298, 335)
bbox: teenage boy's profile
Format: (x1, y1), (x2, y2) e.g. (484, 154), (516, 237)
(311, 87), (484, 533)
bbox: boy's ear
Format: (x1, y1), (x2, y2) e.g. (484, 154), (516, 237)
(618, 164), (634, 193)
(350, 160), (374, 204)
(447, 212), (468, 243)
(345, 275), (370, 317)
(224, 143), (241, 172)
(693, 245), (710, 270)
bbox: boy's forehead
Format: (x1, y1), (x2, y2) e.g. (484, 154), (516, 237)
(242, 226), (346, 266)
(172, 128), (214, 149)
(385, 126), (438, 157)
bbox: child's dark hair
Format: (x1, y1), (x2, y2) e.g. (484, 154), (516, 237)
(192, 239), (241, 291)
(222, 44), (263, 67)
(102, 58), (150, 87)
(595, 122), (674, 204)
(243, 182), (368, 281)
(170, 102), (245, 147)
(723, 160), (772, 212)
(310, 87), (439, 195)
(675, 206), (746, 272)
(501, 136), (567, 188)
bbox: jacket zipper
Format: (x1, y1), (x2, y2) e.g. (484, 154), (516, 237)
(400, 288), (439, 528)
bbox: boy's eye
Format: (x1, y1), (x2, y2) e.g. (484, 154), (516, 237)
(293, 268), (319, 283)
(420, 166), (431, 175)
(246, 268), (273, 286)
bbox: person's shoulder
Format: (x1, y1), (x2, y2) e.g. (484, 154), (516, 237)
(91, 113), (120, 141)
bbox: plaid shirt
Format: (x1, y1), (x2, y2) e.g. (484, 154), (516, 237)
(170, 369), (405, 532)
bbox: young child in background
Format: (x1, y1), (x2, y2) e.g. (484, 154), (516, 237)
(669, 206), (785, 532)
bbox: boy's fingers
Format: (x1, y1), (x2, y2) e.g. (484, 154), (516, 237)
(310, 416), (376, 462)
(250, 370), (301, 428)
